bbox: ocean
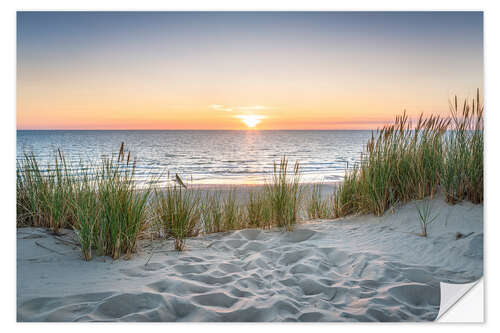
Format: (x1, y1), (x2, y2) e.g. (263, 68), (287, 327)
(16, 130), (372, 186)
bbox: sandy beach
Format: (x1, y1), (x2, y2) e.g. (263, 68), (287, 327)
(17, 195), (482, 322)
(13, 10), (487, 325)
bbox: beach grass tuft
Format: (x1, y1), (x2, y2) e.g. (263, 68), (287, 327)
(17, 144), (152, 260)
(72, 184), (100, 261)
(442, 90), (484, 204)
(416, 199), (439, 237)
(332, 90), (483, 218)
(306, 183), (333, 219)
(200, 192), (225, 234)
(151, 179), (200, 251)
(266, 157), (302, 231)
(246, 189), (273, 228)
(94, 146), (152, 259)
(221, 189), (245, 231)
(16, 150), (76, 232)
(200, 190), (244, 233)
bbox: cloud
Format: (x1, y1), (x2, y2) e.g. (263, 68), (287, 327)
(209, 104), (275, 112)
(235, 105), (272, 111)
(234, 115), (267, 120)
(209, 104), (233, 112)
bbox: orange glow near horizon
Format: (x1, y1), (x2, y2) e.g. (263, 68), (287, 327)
(17, 88), (480, 130)
(16, 74), (480, 130)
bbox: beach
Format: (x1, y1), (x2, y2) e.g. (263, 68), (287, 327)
(17, 194), (483, 322)
(14, 10), (485, 325)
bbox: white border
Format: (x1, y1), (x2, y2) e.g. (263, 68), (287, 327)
(3, 1), (498, 331)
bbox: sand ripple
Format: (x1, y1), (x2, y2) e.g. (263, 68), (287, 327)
(17, 198), (483, 322)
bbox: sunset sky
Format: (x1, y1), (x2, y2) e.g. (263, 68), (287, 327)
(17, 11), (483, 130)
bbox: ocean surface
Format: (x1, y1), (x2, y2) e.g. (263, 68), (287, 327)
(17, 130), (372, 186)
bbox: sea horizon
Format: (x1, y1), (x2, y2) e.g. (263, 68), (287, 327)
(17, 129), (377, 132)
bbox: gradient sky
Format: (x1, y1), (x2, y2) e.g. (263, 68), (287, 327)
(17, 11), (483, 130)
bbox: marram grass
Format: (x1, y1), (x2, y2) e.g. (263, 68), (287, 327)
(16, 150), (78, 232)
(221, 189), (245, 231)
(306, 183), (333, 220)
(200, 191), (225, 234)
(17, 143), (152, 260)
(442, 90), (484, 204)
(17, 149), (304, 257)
(415, 199), (439, 237)
(246, 189), (273, 229)
(200, 189), (246, 234)
(96, 147), (152, 259)
(151, 175), (200, 251)
(333, 90), (483, 218)
(266, 157), (302, 231)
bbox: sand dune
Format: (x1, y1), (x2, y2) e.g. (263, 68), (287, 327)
(17, 196), (482, 322)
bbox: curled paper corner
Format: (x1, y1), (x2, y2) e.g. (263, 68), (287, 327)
(437, 278), (483, 322)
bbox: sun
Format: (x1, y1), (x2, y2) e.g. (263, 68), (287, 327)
(236, 115), (266, 128)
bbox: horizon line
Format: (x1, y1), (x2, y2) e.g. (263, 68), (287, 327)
(17, 128), (378, 131)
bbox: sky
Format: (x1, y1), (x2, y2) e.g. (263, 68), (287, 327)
(17, 11), (483, 130)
